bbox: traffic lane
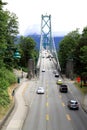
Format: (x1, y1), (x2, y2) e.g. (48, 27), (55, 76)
(22, 86), (46, 130)
(41, 56), (87, 130)
(65, 81), (84, 105)
(57, 87), (87, 130)
(40, 60), (73, 130)
(23, 57), (74, 130)
(45, 70), (74, 130)
(43, 57), (56, 71)
(22, 62), (48, 130)
(23, 80), (38, 107)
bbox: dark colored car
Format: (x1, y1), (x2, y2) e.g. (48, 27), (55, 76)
(67, 100), (79, 110)
(59, 84), (68, 93)
(55, 73), (59, 77)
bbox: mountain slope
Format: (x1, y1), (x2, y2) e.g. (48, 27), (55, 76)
(28, 34), (64, 50)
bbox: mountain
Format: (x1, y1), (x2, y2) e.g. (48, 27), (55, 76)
(27, 34), (64, 50)
(54, 36), (64, 49)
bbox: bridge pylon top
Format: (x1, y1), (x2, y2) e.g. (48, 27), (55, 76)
(40, 14), (52, 50)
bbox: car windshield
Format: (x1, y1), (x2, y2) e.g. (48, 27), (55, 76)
(70, 101), (78, 104)
(38, 87), (43, 90)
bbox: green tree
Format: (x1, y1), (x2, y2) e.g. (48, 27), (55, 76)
(0, 1), (19, 69)
(19, 36), (38, 68)
(0, 0), (19, 108)
(3, 11), (19, 69)
(6, 11), (19, 44)
(0, 0), (8, 67)
(58, 29), (80, 73)
(74, 27), (87, 84)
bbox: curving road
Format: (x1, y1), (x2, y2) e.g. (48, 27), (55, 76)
(22, 51), (87, 130)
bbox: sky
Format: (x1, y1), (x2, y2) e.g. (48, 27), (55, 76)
(3, 0), (87, 36)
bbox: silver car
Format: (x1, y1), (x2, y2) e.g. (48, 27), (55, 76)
(68, 100), (79, 110)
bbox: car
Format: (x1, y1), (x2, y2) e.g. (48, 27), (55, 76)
(55, 73), (59, 77)
(42, 69), (45, 72)
(56, 79), (63, 85)
(67, 100), (79, 110)
(36, 87), (45, 94)
(59, 84), (68, 93)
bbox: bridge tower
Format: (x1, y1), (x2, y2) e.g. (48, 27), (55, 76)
(40, 14), (53, 51)
(38, 14), (61, 72)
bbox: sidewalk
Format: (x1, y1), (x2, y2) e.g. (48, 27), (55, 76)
(81, 95), (87, 113)
(0, 77), (36, 130)
(64, 78), (87, 113)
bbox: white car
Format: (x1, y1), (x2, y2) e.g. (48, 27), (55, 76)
(42, 69), (45, 72)
(36, 87), (45, 94)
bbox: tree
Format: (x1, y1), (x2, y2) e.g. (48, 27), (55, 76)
(58, 29), (80, 73)
(6, 11), (19, 44)
(3, 11), (19, 69)
(0, 1), (19, 69)
(19, 36), (38, 68)
(0, 1), (9, 68)
(74, 27), (87, 85)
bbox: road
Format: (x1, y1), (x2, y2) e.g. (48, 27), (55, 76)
(22, 51), (87, 130)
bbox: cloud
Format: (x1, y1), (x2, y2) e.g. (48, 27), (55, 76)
(24, 24), (41, 35)
(3, 0), (87, 36)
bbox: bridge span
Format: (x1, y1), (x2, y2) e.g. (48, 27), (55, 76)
(37, 14), (61, 73)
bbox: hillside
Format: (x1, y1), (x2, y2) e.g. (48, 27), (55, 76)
(27, 34), (64, 50)
(16, 34), (64, 50)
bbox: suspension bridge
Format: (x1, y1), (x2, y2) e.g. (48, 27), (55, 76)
(37, 14), (61, 73)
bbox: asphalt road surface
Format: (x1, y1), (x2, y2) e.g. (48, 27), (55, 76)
(22, 51), (87, 130)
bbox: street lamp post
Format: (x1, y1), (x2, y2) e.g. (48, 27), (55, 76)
(13, 49), (21, 59)
(14, 49), (21, 83)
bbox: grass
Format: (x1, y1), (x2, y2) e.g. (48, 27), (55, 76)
(75, 82), (87, 94)
(0, 103), (13, 120)
(0, 83), (17, 120)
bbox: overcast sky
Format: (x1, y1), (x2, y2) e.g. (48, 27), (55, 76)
(3, 0), (87, 36)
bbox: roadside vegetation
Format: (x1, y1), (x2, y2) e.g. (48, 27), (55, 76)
(75, 81), (87, 94)
(0, 0), (38, 119)
(58, 28), (87, 88)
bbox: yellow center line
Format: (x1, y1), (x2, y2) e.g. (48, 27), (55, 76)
(46, 89), (48, 92)
(46, 81), (48, 84)
(59, 95), (62, 98)
(46, 102), (49, 107)
(66, 114), (71, 121)
(46, 114), (49, 120)
(46, 94), (48, 98)
(46, 85), (49, 88)
(62, 102), (65, 107)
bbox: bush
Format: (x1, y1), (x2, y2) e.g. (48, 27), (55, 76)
(0, 89), (10, 107)
(0, 67), (16, 106)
